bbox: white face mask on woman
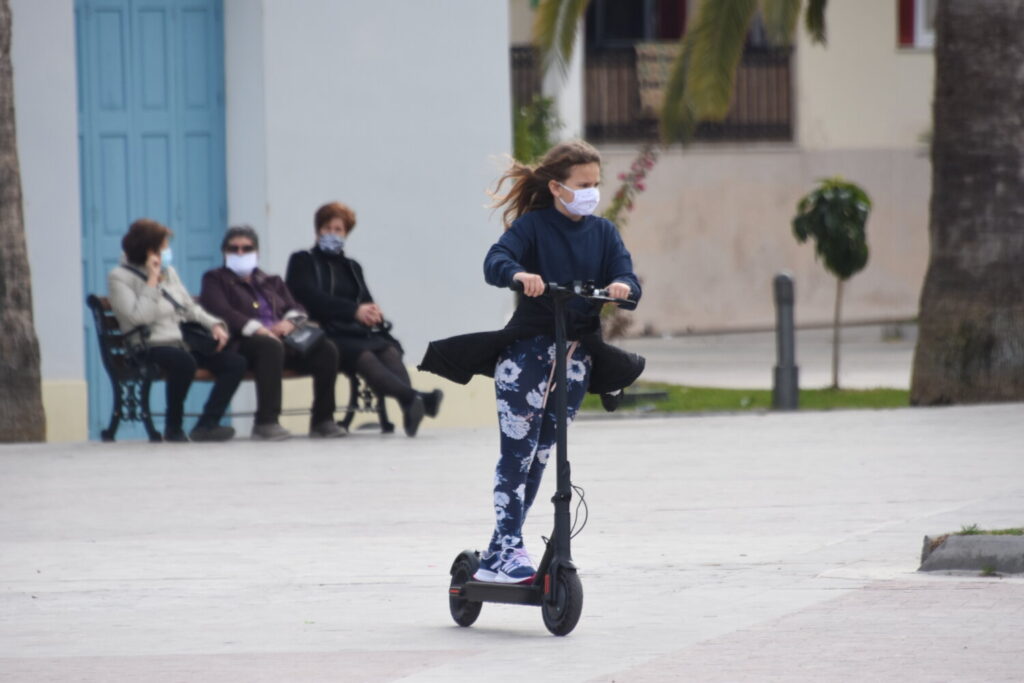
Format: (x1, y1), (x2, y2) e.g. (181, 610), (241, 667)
(225, 251), (258, 277)
(557, 183), (600, 216)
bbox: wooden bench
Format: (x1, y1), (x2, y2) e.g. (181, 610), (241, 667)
(86, 294), (393, 442)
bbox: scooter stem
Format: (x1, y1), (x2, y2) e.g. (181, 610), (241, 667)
(551, 287), (573, 562)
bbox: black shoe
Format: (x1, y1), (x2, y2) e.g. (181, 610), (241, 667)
(189, 424), (236, 442)
(420, 389), (444, 418)
(164, 429), (189, 443)
(600, 390), (624, 412)
(402, 395), (425, 437)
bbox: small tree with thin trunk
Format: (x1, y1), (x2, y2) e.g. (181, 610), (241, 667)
(792, 177), (871, 389)
(0, 0), (46, 442)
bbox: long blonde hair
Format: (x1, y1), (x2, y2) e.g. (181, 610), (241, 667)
(490, 140), (601, 229)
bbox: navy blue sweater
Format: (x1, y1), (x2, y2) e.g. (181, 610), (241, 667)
(484, 207), (641, 335)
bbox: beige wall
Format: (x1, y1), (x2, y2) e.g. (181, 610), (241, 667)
(509, 0), (534, 45)
(601, 145), (930, 335)
(593, 1), (935, 335)
(44, 369), (494, 444)
(795, 0), (933, 150)
(279, 371), (496, 434)
(41, 381), (89, 443)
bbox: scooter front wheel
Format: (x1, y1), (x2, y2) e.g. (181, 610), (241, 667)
(449, 554), (483, 627)
(542, 569), (583, 636)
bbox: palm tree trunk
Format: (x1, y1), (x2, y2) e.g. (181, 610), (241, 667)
(0, 0), (46, 442)
(831, 277), (841, 390)
(910, 0), (1024, 405)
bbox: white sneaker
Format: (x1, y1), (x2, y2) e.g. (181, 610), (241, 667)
(495, 547), (536, 584)
(473, 551), (501, 581)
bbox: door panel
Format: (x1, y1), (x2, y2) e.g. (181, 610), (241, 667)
(77, 0), (226, 439)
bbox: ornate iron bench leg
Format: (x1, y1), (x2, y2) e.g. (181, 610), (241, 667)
(338, 372), (358, 432)
(140, 376), (162, 443)
(101, 375), (122, 442)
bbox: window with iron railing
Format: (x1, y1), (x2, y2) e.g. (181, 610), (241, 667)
(510, 0), (792, 145)
(509, 43), (793, 145)
(585, 43), (793, 143)
(510, 45), (542, 118)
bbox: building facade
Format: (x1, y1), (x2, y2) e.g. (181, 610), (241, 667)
(13, 0), (512, 441)
(510, 0), (934, 336)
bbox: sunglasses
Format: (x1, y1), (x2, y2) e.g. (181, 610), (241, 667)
(225, 244), (256, 254)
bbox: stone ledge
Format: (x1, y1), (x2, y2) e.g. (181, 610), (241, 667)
(920, 534), (1024, 574)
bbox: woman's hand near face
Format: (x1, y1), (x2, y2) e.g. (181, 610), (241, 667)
(212, 324), (230, 351)
(145, 252), (162, 287)
(513, 271), (546, 297)
(356, 303), (383, 327)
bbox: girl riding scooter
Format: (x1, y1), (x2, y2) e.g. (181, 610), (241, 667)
(419, 140), (643, 584)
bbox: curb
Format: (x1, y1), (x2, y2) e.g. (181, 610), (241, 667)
(920, 534), (1024, 574)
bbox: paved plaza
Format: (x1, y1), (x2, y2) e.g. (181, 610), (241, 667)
(1, 398), (1022, 681)
(618, 323), (918, 390)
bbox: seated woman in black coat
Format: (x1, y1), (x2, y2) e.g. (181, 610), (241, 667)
(285, 202), (442, 436)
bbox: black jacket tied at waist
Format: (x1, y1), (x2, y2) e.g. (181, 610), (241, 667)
(418, 321), (645, 395)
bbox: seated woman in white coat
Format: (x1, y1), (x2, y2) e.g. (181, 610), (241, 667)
(107, 218), (246, 442)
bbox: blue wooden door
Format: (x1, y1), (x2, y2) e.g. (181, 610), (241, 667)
(76, 0), (227, 439)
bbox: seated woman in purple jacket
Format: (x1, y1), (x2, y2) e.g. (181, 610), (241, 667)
(199, 225), (344, 440)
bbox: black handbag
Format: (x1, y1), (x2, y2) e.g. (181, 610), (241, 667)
(179, 321), (218, 356)
(282, 323), (326, 355)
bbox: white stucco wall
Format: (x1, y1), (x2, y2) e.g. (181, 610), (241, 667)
(224, 0), (268, 253)
(11, 0), (88, 441)
(225, 0), (513, 363)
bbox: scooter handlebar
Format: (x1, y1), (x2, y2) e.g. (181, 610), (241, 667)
(509, 279), (635, 307)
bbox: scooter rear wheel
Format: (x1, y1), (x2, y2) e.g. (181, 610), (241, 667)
(449, 556), (482, 627)
(541, 569), (583, 636)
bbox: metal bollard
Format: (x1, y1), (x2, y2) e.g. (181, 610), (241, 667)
(772, 273), (799, 410)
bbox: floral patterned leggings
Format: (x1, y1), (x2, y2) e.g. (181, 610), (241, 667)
(487, 334), (593, 558)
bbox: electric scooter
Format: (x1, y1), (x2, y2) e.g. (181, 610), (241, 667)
(447, 280), (635, 636)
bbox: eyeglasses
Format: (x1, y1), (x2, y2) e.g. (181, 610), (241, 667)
(225, 244), (256, 254)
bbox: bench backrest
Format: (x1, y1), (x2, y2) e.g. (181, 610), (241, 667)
(86, 295), (145, 380)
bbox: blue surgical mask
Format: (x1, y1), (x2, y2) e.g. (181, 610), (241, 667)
(318, 233), (345, 254)
(160, 246), (173, 266)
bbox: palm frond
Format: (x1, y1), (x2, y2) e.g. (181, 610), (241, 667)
(804, 0), (827, 45)
(533, 0), (592, 77)
(683, 0), (759, 121)
(659, 36), (698, 143)
(759, 0), (802, 46)
(533, 0), (561, 63)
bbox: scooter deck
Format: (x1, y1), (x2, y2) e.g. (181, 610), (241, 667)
(454, 580), (544, 606)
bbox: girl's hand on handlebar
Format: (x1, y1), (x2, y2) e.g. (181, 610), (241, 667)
(513, 272), (546, 297)
(606, 282), (631, 300)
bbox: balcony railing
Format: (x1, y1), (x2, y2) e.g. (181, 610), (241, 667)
(510, 44), (793, 144)
(510, 46), (543, 117)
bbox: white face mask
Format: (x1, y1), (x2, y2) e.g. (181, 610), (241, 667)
(225, 251), (258, 277)
(557, 183), (600, 216)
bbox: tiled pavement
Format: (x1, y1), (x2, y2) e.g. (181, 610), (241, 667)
(1, 400), (1022, 682)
